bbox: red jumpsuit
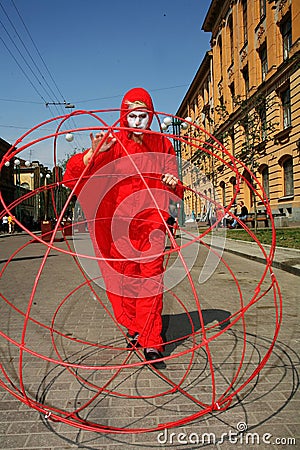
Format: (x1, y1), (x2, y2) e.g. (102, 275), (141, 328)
(63, 88), (182, 351)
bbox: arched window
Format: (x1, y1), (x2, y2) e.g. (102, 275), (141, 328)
(282, 156), (294, 196)
(220, 181), (226, 206)
(229, 176), (237, 202)
(259, 164), (269, 199)
(21, 182), (30, 190)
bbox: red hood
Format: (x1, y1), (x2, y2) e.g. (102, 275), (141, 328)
(120, 87), (154, 128)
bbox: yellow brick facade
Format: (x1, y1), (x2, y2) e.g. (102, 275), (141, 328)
(177, 0), (300, 226)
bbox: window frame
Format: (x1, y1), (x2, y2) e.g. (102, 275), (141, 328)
(282, 156), (294, 197)
(259, 42), (268, 82)
(280, 11), (292, 61)
(260, 0), (266, 20)
(281, 86), (291, 129)
(261, 165), (269, 199)
(228, 14), (234, 64)
(242, 0), (248, 44)
(242, 65), (250, 96)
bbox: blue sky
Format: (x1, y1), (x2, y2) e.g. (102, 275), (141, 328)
(0, 0), (212, 166)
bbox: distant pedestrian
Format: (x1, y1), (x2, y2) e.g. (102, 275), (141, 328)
(8, 215), (15, 234)
(2, 215), (8, 233)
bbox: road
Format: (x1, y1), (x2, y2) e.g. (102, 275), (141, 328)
(0, 231), (299, 449)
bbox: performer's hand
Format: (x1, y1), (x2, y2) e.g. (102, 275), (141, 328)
(162, 173), (178, 189)
(83, 132), (116, 166)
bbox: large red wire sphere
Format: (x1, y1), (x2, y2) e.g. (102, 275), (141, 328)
(0, 109), (282, 433)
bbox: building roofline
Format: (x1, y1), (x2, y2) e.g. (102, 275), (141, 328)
(202, 0), (226, 32)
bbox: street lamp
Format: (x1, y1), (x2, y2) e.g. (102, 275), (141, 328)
(161, 116), (192, 179)
(162, 116), (192, 225)
(43, 172), (51, 221)
(39, 171), (54, 242)
(13, 159), (21, 223)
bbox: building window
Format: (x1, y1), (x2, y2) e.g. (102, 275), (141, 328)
(229, 176), (237, 200)
(259, 43), (268, 82)
(218, 36), (223, 75)
(280, 86), (291, 129)
(242, 65), (249, 96)
(282, 156), (294, 196)
(21, 182), (30, 190)
(229, 82), (235, 110)
(259, 99), (267, 140)
(229, 128), (235, 156)
(280, 11), (292, 60)
(260, 0), (266, 19)
(261, 165), (269, 198)
(219, 95), (224, 108)
(228, 15), (234, 64)
(220, 181), (226, 206)
(242, 0), (248, 43)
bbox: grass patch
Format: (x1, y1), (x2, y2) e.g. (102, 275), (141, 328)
(227, 227), (300, 249)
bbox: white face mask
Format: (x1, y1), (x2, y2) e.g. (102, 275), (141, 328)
(127, 110), (149, 135)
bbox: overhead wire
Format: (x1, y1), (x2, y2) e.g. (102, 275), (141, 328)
(10, 0), (66, 102)
(0, 2), (62, 105)
(0, 34), (47, 104)
(0, 0), (83, 151)
(0, 1), (189, 153)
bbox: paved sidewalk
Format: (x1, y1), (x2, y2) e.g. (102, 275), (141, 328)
(211, 236), (300, 276)
(0, 231), (299, 449)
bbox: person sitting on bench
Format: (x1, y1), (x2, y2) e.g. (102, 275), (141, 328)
(229, 201), (248, 228)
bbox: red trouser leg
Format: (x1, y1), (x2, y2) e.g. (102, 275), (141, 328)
(104, 258), (138, 334)
(101, 217), (166, 350)
(107, 260), (165, 350)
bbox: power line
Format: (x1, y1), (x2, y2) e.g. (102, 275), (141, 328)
(74, 84), (189, 104)
(10, 0), (66, 102)
(0, 98), (43, 105)
(0, 35), (48, 103)
(0, 84), (189, 107)
(0, 0), (72, 115)
(0, 0), (83, 149)
(0, 2), (62, 104)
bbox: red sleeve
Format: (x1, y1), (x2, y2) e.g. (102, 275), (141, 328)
(63, 145), (119, 197)
(63, 152), (86, 189)
(62, 151), (93, 198)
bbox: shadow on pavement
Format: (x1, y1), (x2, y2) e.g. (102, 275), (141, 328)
(162, 309), (231, 356)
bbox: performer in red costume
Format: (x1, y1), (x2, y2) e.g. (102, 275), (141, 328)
(63, 87), (182, 369)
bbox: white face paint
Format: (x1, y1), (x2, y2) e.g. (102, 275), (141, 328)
(127, 110), (149, 135)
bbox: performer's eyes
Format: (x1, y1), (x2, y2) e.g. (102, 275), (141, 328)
(128, 113), (148, 119)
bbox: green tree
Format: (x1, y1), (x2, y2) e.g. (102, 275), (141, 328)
(233, 94), (278, 230)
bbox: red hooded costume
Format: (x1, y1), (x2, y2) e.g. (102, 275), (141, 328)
(63, 88), (182, 351)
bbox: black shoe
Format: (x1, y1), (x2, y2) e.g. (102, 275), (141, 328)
(144, 348), (166, 369)
(126, 333), (141, 350)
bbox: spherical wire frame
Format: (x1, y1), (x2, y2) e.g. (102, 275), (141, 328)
(0, 109), (282, 433)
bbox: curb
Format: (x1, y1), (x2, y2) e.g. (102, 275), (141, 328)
(220, 245), (300, 277)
